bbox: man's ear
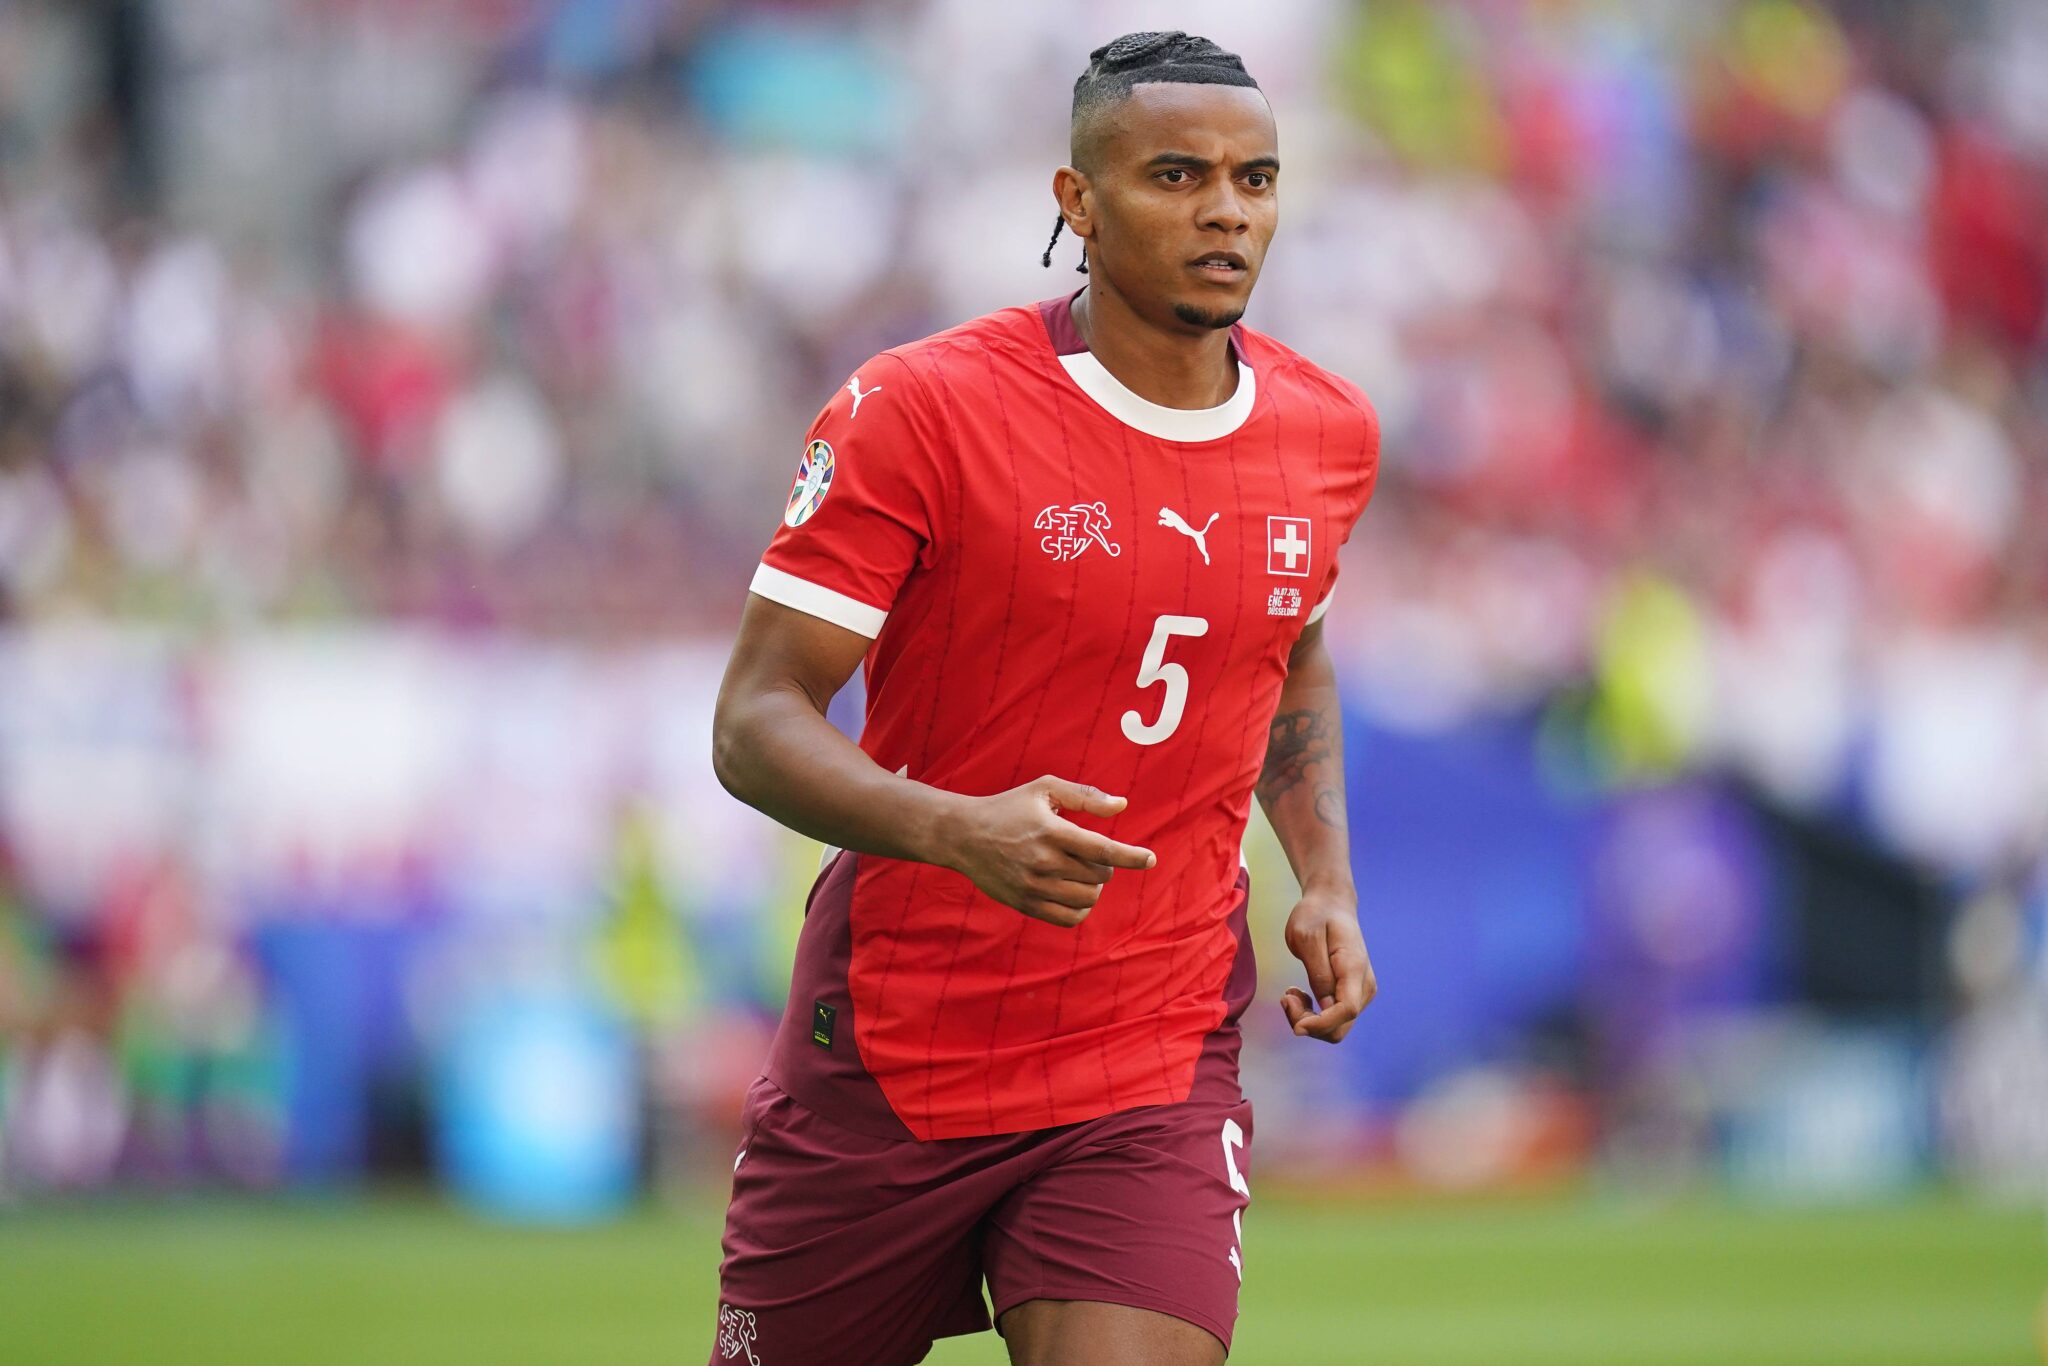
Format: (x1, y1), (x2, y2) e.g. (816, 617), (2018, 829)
(1052, 166), (1094, 242)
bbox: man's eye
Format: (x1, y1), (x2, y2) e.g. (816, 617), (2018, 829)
(1246, 173), (1271, 189)
(1159, 169), (1190, 184)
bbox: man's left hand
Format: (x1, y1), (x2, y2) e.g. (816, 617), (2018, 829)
(1279, 890), (1376, 1043)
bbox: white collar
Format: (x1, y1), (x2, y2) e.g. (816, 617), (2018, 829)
(1057, 348), (1257, 442)
(1045, 289), (1258, 442)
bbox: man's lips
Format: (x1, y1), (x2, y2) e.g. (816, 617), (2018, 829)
(1189, 252), (1248, 279)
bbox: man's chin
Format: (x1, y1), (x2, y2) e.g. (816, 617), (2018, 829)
(1171, 300), (1246, 330)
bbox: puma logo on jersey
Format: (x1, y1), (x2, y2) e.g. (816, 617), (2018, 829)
(846, 375), (881, 417)
(1158, 506), (1220, 565)
(1035, 502), (1122, 562)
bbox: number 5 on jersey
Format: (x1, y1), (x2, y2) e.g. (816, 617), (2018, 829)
(1121, 614), (1210, 746)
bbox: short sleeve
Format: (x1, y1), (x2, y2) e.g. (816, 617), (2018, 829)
(1307, 390), (1380, 626)
(750, 353), (950, 639)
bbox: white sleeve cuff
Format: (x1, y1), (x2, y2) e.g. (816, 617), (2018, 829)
(1306, 588), (1332, 624)
(749, 564), (888, 638)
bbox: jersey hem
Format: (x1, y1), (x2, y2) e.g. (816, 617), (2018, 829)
(905, 1076), (1209, 1142)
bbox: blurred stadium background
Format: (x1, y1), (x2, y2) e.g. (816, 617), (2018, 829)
(0, 0), (2043, 1361)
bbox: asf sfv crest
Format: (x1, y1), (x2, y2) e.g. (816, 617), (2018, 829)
(1035, 501), (1122, 562)
(717, 1304), (760, 1364)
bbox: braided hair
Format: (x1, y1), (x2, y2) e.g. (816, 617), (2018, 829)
(1042, 32), (1260, 274)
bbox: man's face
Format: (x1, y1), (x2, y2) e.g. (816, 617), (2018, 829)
(1073, 82), (1279, 333)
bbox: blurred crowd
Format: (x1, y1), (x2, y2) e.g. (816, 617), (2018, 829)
(1, 0), (2045, 1202)
(0, 0), (2042, 863)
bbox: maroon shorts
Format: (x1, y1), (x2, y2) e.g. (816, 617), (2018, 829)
(710, 1071), (1252, 1366)
(708, 854), (1259, 1366)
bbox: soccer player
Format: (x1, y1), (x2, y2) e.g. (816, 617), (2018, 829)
(710, 31), (1378, 1366)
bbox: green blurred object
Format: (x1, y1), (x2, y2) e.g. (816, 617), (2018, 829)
(0, 1193), (2037, 1364)
(1332, 0), (1505, 171)
(1587, 571), (1711, 784)
(591, 802), (695, 1026)
(1721, 0), (1852, 119)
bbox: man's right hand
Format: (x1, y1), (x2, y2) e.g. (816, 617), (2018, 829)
(935, 775), (1155, 928)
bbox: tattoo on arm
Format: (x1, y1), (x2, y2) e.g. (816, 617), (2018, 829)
(1259, 709), (1325, 800)
(1259, 707), (1347, 830)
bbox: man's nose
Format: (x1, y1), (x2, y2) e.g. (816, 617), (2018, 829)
(1199, 183), (1250, 234)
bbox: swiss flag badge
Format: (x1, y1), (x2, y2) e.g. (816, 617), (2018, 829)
(1267, 516), (1312, 577)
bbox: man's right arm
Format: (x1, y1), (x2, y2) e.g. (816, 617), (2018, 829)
(712, 594), (1155, 928)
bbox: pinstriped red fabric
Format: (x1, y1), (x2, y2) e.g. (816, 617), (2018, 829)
(754, 290), (1378, 1139)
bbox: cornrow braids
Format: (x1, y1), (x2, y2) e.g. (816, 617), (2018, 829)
(1042, 31), (1258, 272)
(1041, 217), (1088, 273)
(1071, 30), (1256, 117)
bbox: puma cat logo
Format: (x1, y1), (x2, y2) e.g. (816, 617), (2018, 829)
(1158, 506), (1220, 565)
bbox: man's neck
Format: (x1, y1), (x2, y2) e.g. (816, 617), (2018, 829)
(1071, 283), (1239, 411)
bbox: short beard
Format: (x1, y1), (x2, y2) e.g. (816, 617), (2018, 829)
(1172, 301), (1244, 330)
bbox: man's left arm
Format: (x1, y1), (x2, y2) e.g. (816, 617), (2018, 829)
(1255, 619), (1377, 1043)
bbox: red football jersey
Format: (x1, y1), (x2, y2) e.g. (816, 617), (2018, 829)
(751, 289), (1379, 1140)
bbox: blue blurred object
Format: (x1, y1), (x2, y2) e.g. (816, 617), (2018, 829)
(1720, 1023), (1931, 1199)
(687, 17), (907, 155)
(1584, 783), (1778, 1073)
(1340, 709), (1601, 1104)
(436, 991), (639, 1223)
(534, 0), (666, 80)
(255, 920), (422, 1186)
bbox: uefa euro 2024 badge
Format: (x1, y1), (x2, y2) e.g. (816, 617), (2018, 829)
(784, 439), (834, 527)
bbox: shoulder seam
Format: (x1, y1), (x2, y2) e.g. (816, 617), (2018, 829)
(881, 348), (961, 536)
